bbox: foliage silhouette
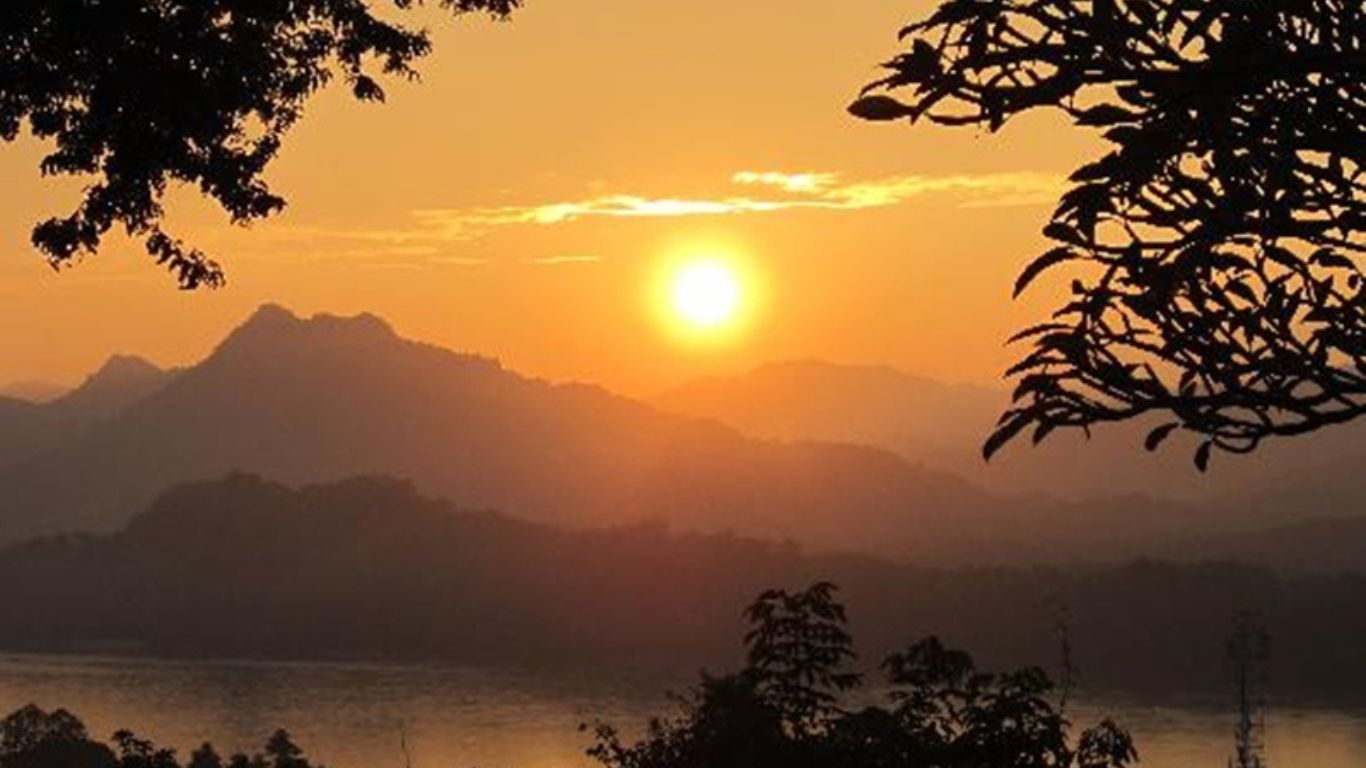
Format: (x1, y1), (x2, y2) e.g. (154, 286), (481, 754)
(587, 583), (1137, 768)
(0, 0), (518, 288)
(851, 0), (1366, 468)
(0, 705), (320, 768)
(742, 582), (862, 737)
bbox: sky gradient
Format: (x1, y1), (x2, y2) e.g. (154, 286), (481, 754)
(0, 0), (1103, 396)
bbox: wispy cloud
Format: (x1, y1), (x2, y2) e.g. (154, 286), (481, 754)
(530, 255), (604, 265)
(411, 195), (796, 229)
(731, 171), (840, 193)
(732, 170), (1063, 209)
(275, 169), (1062, 256)
(413, 170), (1062, 234)
(427, 255), (491, 266)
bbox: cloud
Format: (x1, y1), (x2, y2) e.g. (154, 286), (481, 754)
(426, 255), (491, 266)
(821, 173), (1064, 209)
(274, 169), (1063, 256)
(411, 196), (795, 229)
(414, 170), (1062, 234)
(733, 169), (1064, 210)
(530, 255), (603, 265)
(731, 171), (839, 193)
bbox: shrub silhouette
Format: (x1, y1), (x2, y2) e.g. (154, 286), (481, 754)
(587, 583), (1137, 768)
(851, 0), (1365, 467)
(0, 705), (320, 768)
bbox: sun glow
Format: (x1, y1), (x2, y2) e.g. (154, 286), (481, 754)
(650, 242), (762, 346)
(671, 261), (742, 329)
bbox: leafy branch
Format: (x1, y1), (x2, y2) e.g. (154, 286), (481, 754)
(852, 0), (1365, 469)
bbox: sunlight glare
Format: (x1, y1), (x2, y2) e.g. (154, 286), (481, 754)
(671, 261), (742, 329)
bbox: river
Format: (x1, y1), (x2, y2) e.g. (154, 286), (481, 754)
(0, 654), (1361, 767)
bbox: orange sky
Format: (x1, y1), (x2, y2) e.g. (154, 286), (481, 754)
(0, 0), (1102, 396)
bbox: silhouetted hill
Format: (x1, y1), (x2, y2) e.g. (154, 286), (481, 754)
(0, 305), (1110, 564)
(1175, 516), (1366, 573)
(53, 354), (172, 422)
(0, 306), (1352, 567)
(656, 360), (1001, 463)
(0, 379), (68, 403)
(0, 397), (43, 465)
(655, 360), (1366, 518)
(0, 354), (172, 466)
(1, 474), (1363, 700)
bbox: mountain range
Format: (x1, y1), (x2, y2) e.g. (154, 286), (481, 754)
(0, 354), (172, 466)
(654, 359), (1366, 509)
(2, 473), (1361, 699)
(0, 304), (1358, 567)
(0, 379), (69, 404)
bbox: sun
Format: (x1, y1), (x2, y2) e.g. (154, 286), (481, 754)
(651, 244), (760, 344)
(670, 260), (742, 329)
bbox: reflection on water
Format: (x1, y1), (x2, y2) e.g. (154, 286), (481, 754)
(0, 654), (1362, 768)
(1069, 700), (1366, 768)
(0, 654), (663, 768)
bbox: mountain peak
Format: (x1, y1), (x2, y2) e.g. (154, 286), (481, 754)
(240, 302), (300, 331)
(213, 304), (399, 361)
(237, 304), (395, 337)
(58, 354), (167, 404)
(87, 354), (163, 384)
(31, 353), (174, 424)
(309, 309), (395, 337)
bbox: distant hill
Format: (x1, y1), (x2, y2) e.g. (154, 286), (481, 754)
(655, 360), (1366, 514)
(1175, 516), (1366, 573)
(0, 306), (1026, 562)
(0, 380), (69, 403)
(0, 305), (1354, 567)
(0, 308), (965, 558)
(655, 360), (1002, 468)
(0, 354), (173, 466)
(0, 397), (43, 467)
(1, 474), (1363, 700)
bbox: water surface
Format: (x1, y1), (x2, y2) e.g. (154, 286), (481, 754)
(0, 654), (1361, 768)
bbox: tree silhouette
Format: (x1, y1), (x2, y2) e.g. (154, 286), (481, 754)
(850, 0), (1365, 469)
(742, 582), (861, 738)
(0, 706), (321, 768)
(587, 583), (1137, 768)
(0, 705), (92, 758)
(0, 0), (519, 288)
